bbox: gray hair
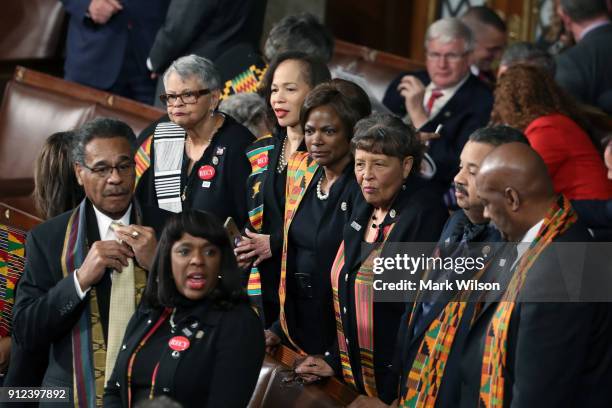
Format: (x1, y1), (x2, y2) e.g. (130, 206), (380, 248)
(500, 42), (556, 76)
(425, 17), (474, 53)
(263, 13), (334, 62)
(162, 54), (221, 91)
(72, 117), (136, 164)
(219, 93), (268, 136)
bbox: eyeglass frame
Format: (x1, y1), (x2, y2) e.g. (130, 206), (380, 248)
(79, 160), (136, 178)
(159, 89), (211, 106)
(425, 51), (469, 63)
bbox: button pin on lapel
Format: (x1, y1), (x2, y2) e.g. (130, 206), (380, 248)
(341, 201), (347, 211)
(212, 156), (219, 165)
(389, 209), (397, 219)
(444, 111), (451, 118)
(195, 330), (205, 339)
(499, 258), (507, 267)
(351, 221), (362, 231)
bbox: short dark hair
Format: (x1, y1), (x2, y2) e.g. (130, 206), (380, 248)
(144, 210), (247, 309)
(461, 6), (507, 33)
(468, 125), (530, 146)
(500, 42), (556, 76)
(299, 79), (372, 140)
(264, 13), (334, 62)
(72, 118), (136, 164)
(351, 113), (423, 174)
(34, 131), (84, 220)
(559, 0), (608, 23)
(259, 51), (331, 130)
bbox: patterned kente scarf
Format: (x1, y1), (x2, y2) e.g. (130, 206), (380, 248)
(60, 200), (147, 407)
(479, 195), (576, 408)
(245, 135), (275, 318)
(278, 152), (318, 353)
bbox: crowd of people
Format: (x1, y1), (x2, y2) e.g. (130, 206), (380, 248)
(3, 1), (612, 407)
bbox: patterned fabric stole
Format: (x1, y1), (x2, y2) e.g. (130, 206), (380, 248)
(0, 224), (26, 337)
(399, 248), (491, 408)
(278, 152), (319, 353)
(153, 122), (186, 213)
(134, 135), (153, 188)
(61, 200), (148, 407)
(220, 64), (268, 100)
(245, 136), (275, 318)
(331, 225), (394, 397)
(479, 196), (577, 408)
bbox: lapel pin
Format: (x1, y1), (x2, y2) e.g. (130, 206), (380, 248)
(212, 156), (219, 165)
(351, 221), (362, 231)
(216, 147), (225, 156)
(389, 209), (396, 219)
(195, 330), (205, 339)
(341, 202), (347, 211)
(499, 258), (507, 267)
(444, 111), (451, 118)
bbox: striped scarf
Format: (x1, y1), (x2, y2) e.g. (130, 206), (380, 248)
(245, 135), (275, 318)
(220, 64), (268, 100)
(278, 152), (319, 353)
(479, 195), (576, 408)
(330, 224), (393, 397)
(61, 200), (147, 407)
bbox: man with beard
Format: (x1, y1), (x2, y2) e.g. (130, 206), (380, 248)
(12, 118), (169, 405)
(349, 126), (528, 407)
(459, 142), (612, 407)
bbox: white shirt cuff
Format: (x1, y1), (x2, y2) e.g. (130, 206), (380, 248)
(73, 269), (90, 300)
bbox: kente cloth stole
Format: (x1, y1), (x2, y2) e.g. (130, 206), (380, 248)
(479, 195), (576, 408)
(331, 224), (394, 397)
(399, 247), (491, 408)
(61, 200), (146, 407)
(220, 64), (268, 100)
(134, 135), (153, 188)
(245, 135), (274, 320)
(278, 152), (319, 353)
(0, 224), (26, 337)
(152, 121), (186, 213)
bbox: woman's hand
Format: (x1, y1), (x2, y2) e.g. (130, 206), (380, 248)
(294, 356), (334, 383)
(264, 330), (281, 355)
(235, 230), (272, 266)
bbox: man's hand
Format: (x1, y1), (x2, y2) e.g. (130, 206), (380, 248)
(88, 0), (123, 25)
(294, 355), (334, 383)
(235, 230), (272, 267)
(113, 224), (158, 271)
(264, 329), (281, 355)
(76, 240), (134, 291)
(397, 75), (428, 129)
(348, 395), (396, 408)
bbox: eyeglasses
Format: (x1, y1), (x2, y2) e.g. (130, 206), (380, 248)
(80, 161), (136, 178)
(426, 51), (468, 63)
(159, 89), (211, 105)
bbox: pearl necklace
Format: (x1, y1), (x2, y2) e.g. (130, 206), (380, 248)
(276, 135), (288, 174)
(316, 175), (329, 200)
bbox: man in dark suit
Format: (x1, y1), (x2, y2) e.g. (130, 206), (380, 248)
(460, 143), (612, 407)
(555, 0), (612, 113)
(11, 118), (169, 405)
(383, 17), (493, 191)
(60, 0), (169, 104)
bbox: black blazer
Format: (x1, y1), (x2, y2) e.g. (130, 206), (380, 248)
(11, 201), (169, 398)
(390, 210), (501, 407)
(555, 24), (612, 114)
(333, 176), (448, 402)
(104, 301), (264, 408)
(383, 72), (493, 186)
(459, 220), (612, 408)
(136, 114), (255, 229)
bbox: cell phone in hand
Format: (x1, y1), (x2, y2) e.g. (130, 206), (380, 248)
(224, 217), (242, 248)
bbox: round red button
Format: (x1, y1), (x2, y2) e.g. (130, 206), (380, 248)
(168, 336), (190, 351)
(198, 165), (216, 180)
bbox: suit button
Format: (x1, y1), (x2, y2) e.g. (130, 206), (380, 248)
(344, 274), (348, 282)
(346, 338), (349, 345)
(147, 319), (152, 324)
(121, 344), (127, 350)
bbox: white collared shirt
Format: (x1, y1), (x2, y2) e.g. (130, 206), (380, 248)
(73, 204), (132, 299)
(511, 219), (545, 271)
(423, 73), (470, 120)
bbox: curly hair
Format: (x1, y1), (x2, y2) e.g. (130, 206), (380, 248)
(491, 64), (586, 131)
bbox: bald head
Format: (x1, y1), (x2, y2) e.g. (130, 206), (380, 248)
(476, 143), (555, 241)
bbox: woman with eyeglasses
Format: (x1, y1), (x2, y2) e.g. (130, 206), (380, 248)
(135, 54), (255, 228)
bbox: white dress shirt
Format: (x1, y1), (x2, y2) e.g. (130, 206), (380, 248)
(423, 73), (470, 120)
(511, 219), (545, 271)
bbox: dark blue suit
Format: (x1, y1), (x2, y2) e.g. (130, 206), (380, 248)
(383, 72), (493, 187)
(61, 0), (169, 104)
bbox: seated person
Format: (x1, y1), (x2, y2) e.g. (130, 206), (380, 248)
(219, 93), (272, 139)
(492, 65), (612, 200)
(383, 17), (493, 193)
(104, 210), (264, 407)
(497, 41), (556, 77)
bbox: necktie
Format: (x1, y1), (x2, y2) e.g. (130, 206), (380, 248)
(425, 89), (443, 116)
(104, 221), (136, 385)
